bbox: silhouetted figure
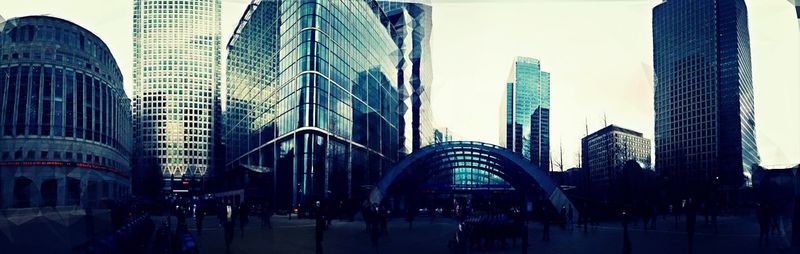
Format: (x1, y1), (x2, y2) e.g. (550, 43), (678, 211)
(195, 205), (205, 236)
(567, 205), (574, 231)
(541, 207), (550, 241)
(261, 202), (273, 229)
(315, 201), (325, 254)
(371, 218), (381, 253)
(622, 210), (631, 254)
(406, 208), (415, 230)
(686, 199), (696, 254)
(757, 203), (770, 245)
(239, 204), (249, 237)
(219, 201), (236, 253)
(560, 206), (567, 230)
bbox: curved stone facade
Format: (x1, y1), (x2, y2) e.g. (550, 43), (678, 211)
(0, 16), (132, 208)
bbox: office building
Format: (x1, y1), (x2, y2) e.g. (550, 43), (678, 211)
(224, 0), (402, 209)
(132, 0), (222, 186)
(581, 125), (651, 198)
(653, 0), (759, 191)
(499, 56), (550, 171)
(0, 16), (132, 208)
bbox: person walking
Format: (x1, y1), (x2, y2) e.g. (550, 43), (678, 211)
(239, 203), (250, 238)
(315, 201), (325, 254)
(371, 216), (381, 254)
(219, 201), (236, 253)
(686, 199), (696, 254)
(757, 203), (770, 245)
(195, 204), (205, 236)
(567, 205), (574, 231)
(541, 207), (550, 242)
(261, 202), (273, 229)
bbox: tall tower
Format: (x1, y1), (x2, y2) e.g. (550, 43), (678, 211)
(378, 0), (435, 156)
(132, 0), (222, 187)
(653, 0), (759, 192)
(500, 57), (550, 171)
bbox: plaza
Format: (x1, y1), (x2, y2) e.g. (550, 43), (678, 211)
(181, 214), (794, 254)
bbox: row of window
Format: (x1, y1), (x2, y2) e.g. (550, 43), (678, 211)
(0, 65), (131, 152)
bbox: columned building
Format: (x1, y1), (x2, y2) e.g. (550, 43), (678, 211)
(581, 125), (651, 200)
(499, 57), (550, 171)
(224, 0), (402, 209)
(378, 0), (434, 156)
(0, 16), (132, 208)
(132, 0), (222, 190)
(653, 0), (759, 193)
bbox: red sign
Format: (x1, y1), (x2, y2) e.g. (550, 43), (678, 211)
(0, 161), (129, 178)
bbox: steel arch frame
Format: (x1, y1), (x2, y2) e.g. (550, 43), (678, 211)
(369, 141), (578, 217)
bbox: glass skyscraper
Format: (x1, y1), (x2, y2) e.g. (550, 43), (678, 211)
(499, 57), (550, 171)
(225, 0), (401, 209)
(653, 0), (759, 191)
(132, 0), (222, 183)
(378, 0), (434, 155)
(0, 16), (132, 208)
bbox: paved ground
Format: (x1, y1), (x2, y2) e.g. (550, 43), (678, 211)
(179, 215), (797, 254)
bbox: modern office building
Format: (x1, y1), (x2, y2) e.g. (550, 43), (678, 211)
(378, 0), (434, 156)
(224, 0), (401, 209)
(653, 0), (759, 192)
(499, 57), (550, 171)
(581, 125), (651, 198)
(132, 0), (222, 187)
(0, 16), (132, 208)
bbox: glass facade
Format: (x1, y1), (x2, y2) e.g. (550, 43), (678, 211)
(132, 0), (222, 179)
(499, 57), (550, 171)
(378, 0), (434, 155)
(653, 0), (759, 189)
(0, 16), (132, 208)
(225, 0), (401, 209)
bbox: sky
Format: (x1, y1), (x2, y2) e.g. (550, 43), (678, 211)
(2, 0), (798, 169)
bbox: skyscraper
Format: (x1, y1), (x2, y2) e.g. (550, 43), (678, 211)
(224, 0), (402, 209)
(653, 0), (759, 191)
(132, 0), (222, 187)
(499, 57), (550, 171)
(0, 16), (132, 208)
(378, 0), (434, 156)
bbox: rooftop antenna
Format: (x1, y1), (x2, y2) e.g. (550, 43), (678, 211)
(603, 113), (608, 127)
(584, 117), (589, 136)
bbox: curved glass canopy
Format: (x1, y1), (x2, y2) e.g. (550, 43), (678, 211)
(370, 141), (577, 217)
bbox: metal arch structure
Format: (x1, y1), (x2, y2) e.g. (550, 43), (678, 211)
(369, 141), (578, 218)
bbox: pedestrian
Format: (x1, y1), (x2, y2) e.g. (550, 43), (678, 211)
(219, 201), (236, 253)
(239, 203), (249, 237)
(315, 201), (325, 254)
(371, 217), (381, 254)
(195, 204), (205, 236)
(541, 207), (550, 242)
(559, 206), (567, 230)
(757, 203), (770, 244)
(262, 202), (273, 229)
(686, 199), (696, 254)
(567, 205), (574, 231)
(406, 208), (415, 230)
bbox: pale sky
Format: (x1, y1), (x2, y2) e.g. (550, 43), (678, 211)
(2, 0), (798, 169)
